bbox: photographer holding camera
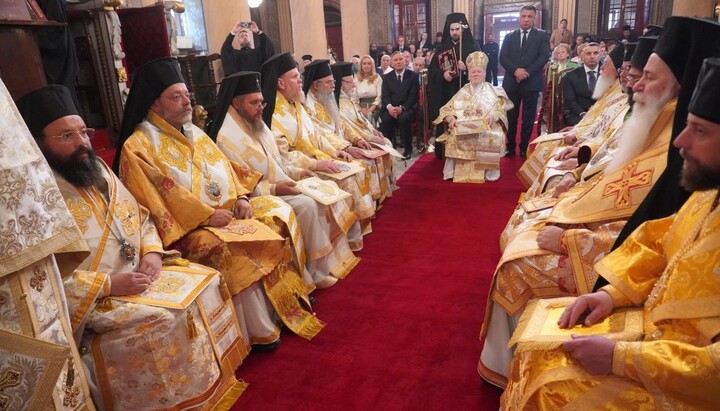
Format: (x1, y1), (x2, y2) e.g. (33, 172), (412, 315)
(221, 21), (275, 75)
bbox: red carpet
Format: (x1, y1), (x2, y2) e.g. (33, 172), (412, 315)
(232, 154), (526, 410)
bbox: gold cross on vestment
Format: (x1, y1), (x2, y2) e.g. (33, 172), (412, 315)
(602, 162), (653, 209)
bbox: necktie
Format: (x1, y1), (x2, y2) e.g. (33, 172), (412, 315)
(521, 30), (528, 49)
(588, 70), (596, 93)
(397, 74), (402, 84)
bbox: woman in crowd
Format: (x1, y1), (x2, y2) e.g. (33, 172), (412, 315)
(433, 51), (513, 183)
(355, 55), (383, 127)
(539, 43), (579, 132)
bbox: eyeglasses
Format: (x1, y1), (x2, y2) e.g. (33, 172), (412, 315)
(342, 79), (354, 84)
(162, 91), (194, 103)
(317, 79), (335, 85)
(47, 128), (95, 143)
(626, 73), (641, 84)
(249, 101), (267, 109)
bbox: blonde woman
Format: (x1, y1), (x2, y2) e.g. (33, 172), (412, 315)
(539, 43), (579, 132)
(354, 55), (382, 127)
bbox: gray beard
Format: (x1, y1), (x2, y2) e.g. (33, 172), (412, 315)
(236, 108), (267, 134)
(604, 86), (674, 174)
(592, 72), (616, 100)
(316, 89), (341, 127)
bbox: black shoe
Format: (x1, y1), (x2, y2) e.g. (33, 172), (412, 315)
(403, 151), (412, 160)
(434, 142), (445, 159)
(520, 150), (527, 158)
(308, 295), (316, 306)
(504, 150), (515, 157)
(252, 338), (281, 353)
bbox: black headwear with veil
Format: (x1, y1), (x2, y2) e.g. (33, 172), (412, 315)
(593, 17), (720, 291)
(114, 57), (185, 172)
(260, 52), (298, 128)
(15, 85), (79, 139)
(331, 62), (353, 105)
(429, 13), (476, 127)
(207, 71), (262, 141)
(301, 59), (333, 96)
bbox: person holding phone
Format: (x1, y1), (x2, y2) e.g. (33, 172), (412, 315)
(221, 20), (275, 75)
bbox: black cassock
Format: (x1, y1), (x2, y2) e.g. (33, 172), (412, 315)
(221, 32), (275, 76)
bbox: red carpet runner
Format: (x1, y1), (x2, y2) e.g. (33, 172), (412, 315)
(232, 154), (526, 410)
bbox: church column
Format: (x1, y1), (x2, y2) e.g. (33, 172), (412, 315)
(453, 0), (473, 28)
(203, 0), (251, 53)
(289, 0), (327, 64)
(557, 0), (576, 32)
(340, 0), (369, 59)
(672, 0), (716, 17)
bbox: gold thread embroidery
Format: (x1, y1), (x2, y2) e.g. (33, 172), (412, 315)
(29, 266), (47, 292)
(66, 198), (92, 234)
(63, 357), (80, 407)
(114, 199), (138, 236)
(0, 368), (21, 411)
(602, 162), (653, 209)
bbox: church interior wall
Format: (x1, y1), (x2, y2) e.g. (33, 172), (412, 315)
(340, 0), (370, 60)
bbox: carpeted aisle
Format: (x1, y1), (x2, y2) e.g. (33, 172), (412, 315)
(232, 154), (526, 410)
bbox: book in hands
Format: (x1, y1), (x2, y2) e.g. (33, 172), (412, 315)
(315, 160), (364, 180)
(508, 297), (644, 352)
(295, 177), (351, 205)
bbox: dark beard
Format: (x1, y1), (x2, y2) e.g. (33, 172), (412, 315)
(626, 88), (634, 110)
(680, 155), (720, 191)
(44, 145), (105, 188)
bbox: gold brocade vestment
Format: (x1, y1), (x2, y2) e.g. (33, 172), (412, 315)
(118, 111), (324, 340)
(478, 100), (676, 388)
(54, 161), (248, 410)
(433, 82), (513, 183)
(502, 189), (720, 410)
(271, 92), (376, 228)
(0, 78), (95, 411)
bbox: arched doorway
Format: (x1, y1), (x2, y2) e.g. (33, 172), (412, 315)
(325, 3), (343, 61)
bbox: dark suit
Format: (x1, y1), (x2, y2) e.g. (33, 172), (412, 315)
(380, 70), (419, 155)
(483, 41), (500, 86)
(562, 66), (598, 126)
(393, 44), (409, 53)
(499, 27), (551, 154)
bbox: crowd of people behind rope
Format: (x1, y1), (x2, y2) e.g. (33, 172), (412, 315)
(4, 8), (720, 410)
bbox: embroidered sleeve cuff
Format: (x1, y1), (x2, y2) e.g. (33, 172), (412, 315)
(599, 285), (634, 308)
(612, 340), (630, 376)
(269, 183), (277, 196)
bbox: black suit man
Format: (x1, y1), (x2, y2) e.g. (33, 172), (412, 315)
(483, 34), (500, 86)
(380, 52), (419, 159)
(562, 42), (601, 125)
(499, 5), (551, 156)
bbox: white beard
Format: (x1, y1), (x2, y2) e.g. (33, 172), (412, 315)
(592, 72), (616, 100)
(604, 85), (675, 174)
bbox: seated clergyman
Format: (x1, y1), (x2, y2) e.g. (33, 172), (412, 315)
(210, 70), (350, 290)
(501, 57), (720, 410)
(16, 84), (248, 409)
(433, 51), (513, 182)
(115, 57), (324, 349)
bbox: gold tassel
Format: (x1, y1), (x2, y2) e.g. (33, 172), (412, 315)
(186, 308), (199, 339)
(218, 275), (232, 301)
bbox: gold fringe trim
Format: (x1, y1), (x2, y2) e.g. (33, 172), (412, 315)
(187, 308), (199, 339)
(263, 245), (326, 340)
(210, 377), (249, 411)
(331, 255), (360, 280)
(218, 275), (232, 302)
